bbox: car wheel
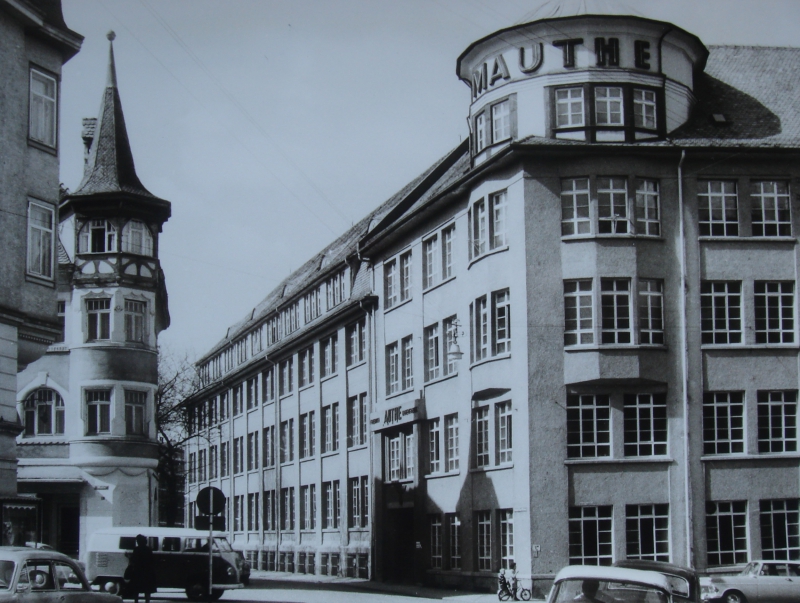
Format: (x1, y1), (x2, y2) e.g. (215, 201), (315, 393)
(209, 589), (224, 601)
(185, 579), (207, 601)
(723, 590), (747, 603)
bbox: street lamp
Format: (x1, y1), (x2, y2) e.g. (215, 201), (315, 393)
(447, 319), (464, 361)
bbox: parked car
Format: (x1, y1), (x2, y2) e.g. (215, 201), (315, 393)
(615, 559), (702, 602)
(548, 565), (675, 603)
(704, 560), (800, 603)
(0, 546), (121, 603)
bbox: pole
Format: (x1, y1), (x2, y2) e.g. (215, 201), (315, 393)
(208, 514), (213, 598)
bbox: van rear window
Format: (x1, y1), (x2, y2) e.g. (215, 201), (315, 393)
(162, 537), (181, 552)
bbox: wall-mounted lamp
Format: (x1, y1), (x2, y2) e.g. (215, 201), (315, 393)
(447, 319), (464, 361)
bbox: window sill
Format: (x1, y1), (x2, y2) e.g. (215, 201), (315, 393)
(320, 372), (338, 383)
(425, 470), (460, 480)
(28, 138), (57, 155)
(423, 275), (456, 295)
(386, 387), (415, 401)
(699, 236), (795, 243)
(298, 383), (315, 392)
(25, 273), (55, 287)
(299, 456), (316, 463)
(346, 360), (367, 371)
(700, 344), (799, 351)
(564, 344), (667, 352)
(468, 245), (509, 269)
(278, 391), (294, 400)
(321, 450), (340, 458)
(384, 297), (412, 315)
(424, 371), (459, 388)
(347, 444), (368, 452)
(564, 457), (673, 465)
(470, 353), (511, 370)
(701, 453), (800, 461)
(470, 463), (513, 473)
(561, 234), (663, 242)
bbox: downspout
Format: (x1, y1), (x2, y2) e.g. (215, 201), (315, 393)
(677, 148), (693, 566)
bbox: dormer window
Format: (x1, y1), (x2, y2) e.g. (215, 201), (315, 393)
(121, 220), (154, 256)
(79, 219), (117, 253)
(472, 95), (517, 157)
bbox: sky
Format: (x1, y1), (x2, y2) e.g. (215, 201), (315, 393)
(58, 0), (800, 362)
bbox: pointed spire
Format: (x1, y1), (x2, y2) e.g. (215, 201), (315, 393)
(70, 32), (158, 200)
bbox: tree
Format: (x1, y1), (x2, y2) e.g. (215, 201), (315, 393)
(156, 347), (202, 526)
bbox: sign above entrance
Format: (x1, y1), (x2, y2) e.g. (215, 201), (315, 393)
(370, 397), (425, 431)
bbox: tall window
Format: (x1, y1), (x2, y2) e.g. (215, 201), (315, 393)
(401, 336), (414, 390)
(79, 220), (117, 253)
(300, 485), (316, 530)
(279, 359), (293, 396)
(86, 390), (111, 435)
(758, 391), (797, 453)
(384, 259), (398, 309)
(493, 289), (511, 354)
(755, 282), (795, 344)
(600, 279), (631, 344)
(22, 388), (64, 436)
(561, 178), (590, 236)
(86, 298), (111, 341)
(262, 425), (275, 467)
(701, 282), (742, 344)
(706, 501), (748, 566)
(300, 411), (315, 458)
(564, 280), (594, 345)
(473, 406), (490, 468)
(188, 453), (196, 484)
(247, 431), (259, 471)
(220, 442), (229, 477)
(280, 419), (294, 463)
(124, 300), (146, 343)
(299, 347), (315, 387)
(248, 493), (259, 531)
(569, 506), (613, 565)
(496, 401), (512, 464)
(125, 390), (146, 435)
(233, 436), (243, 474)
(595, 87), (623, 125)
(624, 394), (667, 456)
(475, 113), (486, 152)
(326, 270), (347, 309)
(56, 300), (65, 343)
(348, 476), (369, 528)
(263, 490), (276, 531)
(304, 287), (322, 323)
(470, 192), (508, 259)
(567, 394), (610, 458)
(346, 319), (366, 366)
(386, 342), (399, 395)
(448, 514), (462, 570)
(752, 181), (791, 237)
(347, 394), (367, 447)
(556, 87), (584, 128)
(500, 510), (514, 569)
(29, 68), (57, 147)
(492, 99), (511, 142)
(760, 499), (800, 560)
(400, 251), (412, 302)
(121, 220), (154, 256)
(198, 449), (206, 482)
(698, 181), (738, 237)
(281, 487), (295, 531)
(626, 504), (669, 561)
(597, 177), (628, 234)
(442, 225), (455, 280)
(635, 179), (660, 236)
(321, 334), (338, 377)
(445, 414), (459, 472)
(423, 235), (438, 290)
(633, 89), (657, 129)
(232, 384), (243, 416)
(428, 419), (441, 474)
(322, 480), (340, 529)
(430, 515), (443, 569)
(246, 377), (257, 410)
(424, 323), (440, 382)
(27, 201), (54, 278)
(477, 511), (492, 571)
(443, 315), (459, 376)
(638, 280), (664, 345)
(703, 392), (745, 455)
(473, 295), (489, 361)
(322, 402), (339, 453)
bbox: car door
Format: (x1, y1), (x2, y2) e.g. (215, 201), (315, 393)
(774, 562), (800, 603)
(23, 560), (59, 603)
(756, 562), (787, 602)
(53, 560), (93, 603)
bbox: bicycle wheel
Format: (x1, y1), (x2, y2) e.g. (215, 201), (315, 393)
(498, 589), (511, 601)
(520, 588), (532, 601)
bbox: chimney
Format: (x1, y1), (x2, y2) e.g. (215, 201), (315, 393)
(81, 117), (97, 174)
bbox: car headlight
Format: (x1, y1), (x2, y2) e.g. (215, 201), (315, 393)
(701, 583), (720, 599)
(227, 567), (236, 577)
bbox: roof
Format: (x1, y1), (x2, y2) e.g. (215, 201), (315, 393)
(1, 0), (83, 60)
(554, 565), (672, 592)
(0, 546), (76, 562)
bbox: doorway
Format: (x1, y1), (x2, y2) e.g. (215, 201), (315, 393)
(58, 506), (79, 557)
(384, 508), (415, 583)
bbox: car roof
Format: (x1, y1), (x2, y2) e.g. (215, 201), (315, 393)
(615, 559), (699, 579)
(554, 565), (673, 592)
(0, 547), (77, 562)
(88, 527), (226, 539)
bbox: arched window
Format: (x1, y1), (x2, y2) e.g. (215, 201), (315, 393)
(23, 389), (65, 436)
(78, 220), (117, 253)
(121, 220), (154, 256)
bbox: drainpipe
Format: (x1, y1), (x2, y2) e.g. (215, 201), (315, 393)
(677, 148), (693, 567)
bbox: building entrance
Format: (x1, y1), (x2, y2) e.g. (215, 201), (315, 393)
(384, 508), (415, 583)
(58, 505), (79, 556)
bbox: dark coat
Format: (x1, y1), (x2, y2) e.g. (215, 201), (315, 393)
(127, 544), (157, 594)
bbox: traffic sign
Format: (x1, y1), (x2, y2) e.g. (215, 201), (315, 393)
(196, 486), (226, 515)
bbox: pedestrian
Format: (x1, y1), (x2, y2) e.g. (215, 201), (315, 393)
(125, 535), (156, 603)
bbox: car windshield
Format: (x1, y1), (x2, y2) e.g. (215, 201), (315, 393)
(552, 578), (668, 603)
(741, 563), (759, 576)
(213, 537), (232, 552)
(0, 561), (15, 590)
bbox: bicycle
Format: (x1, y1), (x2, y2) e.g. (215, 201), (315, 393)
(498, 574), (532, 601)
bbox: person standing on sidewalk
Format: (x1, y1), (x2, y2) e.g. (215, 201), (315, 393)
(126, 535), (157, 603)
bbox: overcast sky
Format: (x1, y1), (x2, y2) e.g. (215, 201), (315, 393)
(59, 0), (800, 362)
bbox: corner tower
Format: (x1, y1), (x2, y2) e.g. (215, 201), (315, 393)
(16, 32), (171, 557)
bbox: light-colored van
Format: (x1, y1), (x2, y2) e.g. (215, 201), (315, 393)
(84, 527), (245, 601)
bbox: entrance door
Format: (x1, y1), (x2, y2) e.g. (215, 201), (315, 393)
(58, 506), (79, 557)
(384, 508), (415, 583)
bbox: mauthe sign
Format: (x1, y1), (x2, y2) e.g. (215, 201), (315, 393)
(471, 37), (653, 99)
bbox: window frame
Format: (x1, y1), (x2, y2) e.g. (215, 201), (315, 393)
(29, 66), (58, 149)
(27, 200), (55, 280)
(85, 389), (112, 435)
(472, 94), (517, 156)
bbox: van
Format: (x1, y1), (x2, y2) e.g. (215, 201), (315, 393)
(84, 527), (245, 601)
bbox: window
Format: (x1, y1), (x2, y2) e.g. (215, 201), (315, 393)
(281, 302), (300, 336)
(384, 259), (398, 309)
(247, 431), (259, 471)
(758, 391), (797, 453)
(624, 394), (667, 456)
(348, 476), (368, 528)
(188, 452), (196, 484)
(626, 504), (669, 561)
(29, 68), (57, 147)
(209, 445), (218, 479)
(752, 181), (791, 237)
(246, 377), (256, 410)
(300, 411), (315, 458)
(400, 251), (412, 302)
(561, 178), (590, 236)
(320, 334), (338, 377)
(597, 177), (628, 234)
(638, 280), (664, 345)
(322, 402), (339, 453)
(424, 324), (440, 382)
(600, 279), (631, 344)
(699, 181), (738, 237)
(401, 336), (414, 390)
(262, 425), (275, 467)
(428, 419), (441, 474)
(248, 493), (259, 531)
(470, 192), (508, 259)
(326, 270), (347, 309)
(496, 401), (512, 464)
(475, 113), (486, 152)
(279, 359), (293, 396)
(500, 510), (514, 570)
(86, 390), (111, 435)
(445, 414), (459, 472)
(556, 87), (584, 127)
(299, 347), (315, 387)
(595, 87), (623, 125)
(701, 282), (742, 344)
(56, 300), (65, 343)
(471, 290), (511, 361)
(198, 449), (207, 482)
(443, 315), (459, 376)
(22, 388), (64, 436)
(79, 220), (117, 253)
(493, 289), (511, 354)
(304, 287), (322, 323)
(233, 436), (244, 474)
(442, 225), (454, 280)
(262, 368), (275, 403)
(423, 235), (438, 289)
(430, 515), (443, 569)
(220, 442), (228, 477)
(635, 179), (660, 236)
(347, 394), (367, 448)
(86, 298), (111, 341)
(760, 499), (800, 560)
(492, 99), (511, 142)
(280, 419), (294, 463)
(633, 89), (657, 129)
(703, 392), (745, 455)
(232, 384), (243, 415)
(322, 480), (340, 529)
(755, 282), (794, 344)
(27, 201), (54, 278)
(564, 280), (593, 345)
(567, 394), (610, 458)
(125, 390), (146, 435)
(263, 490), (276, 531)
(124, 300), (146, 343)
(346, 318), (366, 365)
(477, 511), (492, 571)
(471, 198), (487, 257)
(300, 484), (316, 530)
(569, 506), (613, 565)
(706, 501), (748, 566)
(448, 514), (462, 569)
(121, 220), (154, 256)
(386, 342), (399, 395)
(473, 406), (490, 468)
(280, 487), (295, 531)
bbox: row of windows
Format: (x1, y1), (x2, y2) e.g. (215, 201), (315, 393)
(77, 219), (155, 256)
(21, 387), (147, 437)
(244, 550), (367, 578)
(81, 297), (148, 343)
(555, 85), (659, 134)
(428, 509), (513, 572)
(569, 499), (800, 567)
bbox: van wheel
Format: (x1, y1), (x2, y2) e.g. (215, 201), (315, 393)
(210, 589), (223, 601)
(185, 581), (223, 602)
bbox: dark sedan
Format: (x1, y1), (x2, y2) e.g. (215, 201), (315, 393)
(615, 559), (702, 602)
